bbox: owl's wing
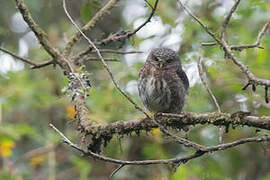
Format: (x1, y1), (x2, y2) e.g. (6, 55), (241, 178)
(177, 69), (189, 91)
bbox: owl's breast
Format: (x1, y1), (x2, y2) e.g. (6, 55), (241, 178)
(138, 68), (171, 112)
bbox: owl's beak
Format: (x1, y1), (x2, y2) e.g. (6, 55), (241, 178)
(156, 57), (164, 68)
(158, 63), (164, 68)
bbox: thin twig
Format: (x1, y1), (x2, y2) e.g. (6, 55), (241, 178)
(108, 164), (125, 179)
(177, 0), (221, 45)
(73, 49), (143, 64)
(90, 49), (144, 55)
(49, 124), (85, 154)
(31, 60), (55, 69)
(230, 21), (270, 51)
(201, 42), (217, 46)
(220, 0), (241, 40)
(202, 21), (270, 51)
(144, 0), (154, 9)
(128, 0), (159, 37)
(96, 0), (159, 46)
(204, 135), (270, 151)
(221, 35), (270, 86)
(82, 57), (119, 62)
(265, 86), (269, 104)
(14, 0), (61, 59)
(255, 21), (270, 44)
(0, 47), (53, 68)
(0, 47), (36, 66)
(197, 57), (221, 113)
(197, 56), (223, 143)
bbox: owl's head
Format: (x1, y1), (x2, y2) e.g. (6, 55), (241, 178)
(147, 48), (181, 69)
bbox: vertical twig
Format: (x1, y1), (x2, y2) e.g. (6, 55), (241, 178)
(265, 86), (269, 103)
(220, 0), (241, 40)
(197, 57), (221, 112)
(197, 56), (223, 143)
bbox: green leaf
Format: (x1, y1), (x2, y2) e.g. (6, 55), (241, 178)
(93, 0), (102, 7)
(80, 4), (93, 23)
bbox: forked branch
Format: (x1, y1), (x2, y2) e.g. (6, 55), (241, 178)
(177, 0), (270, 103)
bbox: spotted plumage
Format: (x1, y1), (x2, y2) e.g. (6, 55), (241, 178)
(138, 48), (189, 113)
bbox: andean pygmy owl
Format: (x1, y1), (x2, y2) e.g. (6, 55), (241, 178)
(138, 48), (189, 114)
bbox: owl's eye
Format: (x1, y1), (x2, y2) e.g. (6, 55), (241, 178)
(153, 56), (159, 61)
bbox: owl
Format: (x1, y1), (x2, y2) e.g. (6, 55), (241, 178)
(138, 48), (189, 114)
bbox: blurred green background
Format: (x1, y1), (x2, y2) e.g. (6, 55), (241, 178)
(0, 0), (270, 179)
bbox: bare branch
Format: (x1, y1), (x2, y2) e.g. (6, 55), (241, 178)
(50, 123), (270, 167)
(202, 21), (270, 51)
(85, 57), (118, 61)
(129, 0), (159, 37)
(177, 0), (221, 45)
(0, 47), (39, 66)
(197, 56), (223, 142)
(265, 86), (269, 104)
(256, 21), (270, 43)
(73, 49), (143, 65)
(64, 0), (121, 56)
(221, 37), (270, 87)
(230, 21), (270, 51)
(96, 0), (159, 46)
(0, 47), (54, 69)
(197, 57), (221, 113)
(204, 135), (270, 152)
(144, 0), (154, 10)
(50, 123), (205, 166)
(80, 57), (119, 63)
(14, 0), (61, 60)
(85, 112), (270, 141)
(177, 0), (270, 104)
(31, 60), (55, 69)
(89, 49), (144, 55)
(201, 42), (217, 46)
(220, 0), (241, 40)
(49, 124), (85, 154)
(108, 164), (125, 179)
